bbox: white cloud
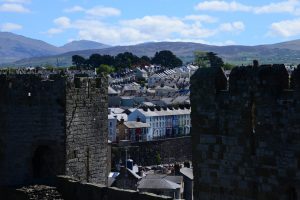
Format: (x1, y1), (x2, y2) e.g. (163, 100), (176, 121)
(195, 1), (251, 12)
(215, 40), (237, 46)
(255, 0), (299, 14)
(0, 22), (22, 31)
(121, 16), (186, 38)
(268, 18), (300, 37)
(0, 3), (29, 12)
(86, 6), (121, 17)
(73, 19), (149, 44)
(64, 5), (84, 13)
(1, 0), (31, 3)
(219, 21), (245, 32)
(184, 15), (218, 23)
(54, 16), (71, 28)
(195, 0), (300, 14)
(46, 28), (63, 35)
(46, 14), (245, 45)
(64, 5), (121, 17)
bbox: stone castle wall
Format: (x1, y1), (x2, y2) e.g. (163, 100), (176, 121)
(0, 74), (66, 186)
(112, 136), (192, 167)
(0, 74), (108, 186)
(191, 65), (300, 200)
(65, 76), (108, 185)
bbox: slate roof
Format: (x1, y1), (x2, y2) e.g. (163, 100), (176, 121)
(127, 168), (142, 179)
(138, 178), (180, 190)
(180, 168), (193, 180)
(124, 121), (150, 129)
(108, 177), (116, 187)
(155, 85), (176, 91)
(109, 107), (125, 114)
(164, 176), (183, 185)
(111, 113), (128, 121)
(172, 96), (189, 104)
(135, 108), (191, 117)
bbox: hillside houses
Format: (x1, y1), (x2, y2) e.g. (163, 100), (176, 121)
(107, 64), (197, 143)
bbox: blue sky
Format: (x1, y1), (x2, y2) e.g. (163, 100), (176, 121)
(1, 0), (300, 46)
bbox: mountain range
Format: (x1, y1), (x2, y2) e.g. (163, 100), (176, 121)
(0, 32), (109, 64)
(2, 32), (300, 67)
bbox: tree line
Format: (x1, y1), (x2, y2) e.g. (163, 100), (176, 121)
(72, 50), (233, 74)
(72, 50), (183, 73)
(194, 51), (234, 70)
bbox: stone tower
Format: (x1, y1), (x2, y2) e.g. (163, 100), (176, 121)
(0, 74), (108, 186)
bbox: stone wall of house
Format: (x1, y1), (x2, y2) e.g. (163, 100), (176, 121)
(191, 65), (300, 200)
(0, 74), (108, 186)
(112, 136), (192, 167)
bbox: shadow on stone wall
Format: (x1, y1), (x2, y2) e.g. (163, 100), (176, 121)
(56, 176), (172, 200)
(0, 176), (173, 200)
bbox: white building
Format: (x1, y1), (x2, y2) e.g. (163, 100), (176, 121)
(108, 114), (118, 142)
(108, 108), (128, 142)
(128, 107), (191, 141)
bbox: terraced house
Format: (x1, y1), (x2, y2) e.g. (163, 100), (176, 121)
(128, 106), (191, 141)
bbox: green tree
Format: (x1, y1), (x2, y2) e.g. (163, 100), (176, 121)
(139, 55), (151, 66)
(115, 52), (140, 70)
(194, 51), (209, 67)
(207, 52), (224, 67)
(72, 55), (87, 69)
(155, 152), (161, 165)
(151, 50), (182, 68)
(194, 51), (224, 68)
(88, 54), (104, 69)
(223, 63), (235, 70)
(96, 64), (115, 75)
(102, 55), (115, 66)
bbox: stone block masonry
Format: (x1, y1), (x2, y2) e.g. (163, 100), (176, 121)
(191, 65), (300, 200)
(66, 76), (108, 185)
(113, 136), (192, 166)
(0, 74), (108, 186)
(0, 176), (173, 200)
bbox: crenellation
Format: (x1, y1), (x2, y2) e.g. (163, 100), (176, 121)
(291, 66), (300, 108)
(0, 73), (108, 187)
(192, 65), (300, 200)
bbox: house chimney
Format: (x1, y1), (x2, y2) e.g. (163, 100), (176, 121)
(253, 60), (259, 68)
(120, 117), (125, 124)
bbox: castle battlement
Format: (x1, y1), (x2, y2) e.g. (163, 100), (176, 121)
(191, 65), (300, 200)
(191, 64), (300, 95)
(0, 73), (108, 187)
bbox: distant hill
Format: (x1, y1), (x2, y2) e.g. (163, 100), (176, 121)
(2, 32), (300, 67)
(8, 41), (300, 67)
(0, 32), (62, 64)
(60, 40), (110, 52)
(266, 39), (300, 51)
(0, 32), (110, 64)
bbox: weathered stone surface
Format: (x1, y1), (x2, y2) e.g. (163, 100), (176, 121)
(0, 74), (108, 186)
(112, 136), (192, 167)
(56, 176), (172, 200)
(191, 65), (300, 200)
